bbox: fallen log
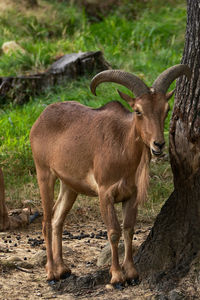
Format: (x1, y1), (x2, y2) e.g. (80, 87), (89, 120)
(0, 51), (111, 105)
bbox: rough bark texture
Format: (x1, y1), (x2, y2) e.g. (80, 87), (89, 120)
(135, 0), (200, 294)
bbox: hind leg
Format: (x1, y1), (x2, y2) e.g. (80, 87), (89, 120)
(52, 181), (77, 280)
(36, 166), (56, 281)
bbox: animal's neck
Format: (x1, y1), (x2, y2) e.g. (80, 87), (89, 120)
(123, 122), (151, 201)
(126, 124), (151, 205)
(125, 121), (146, 162)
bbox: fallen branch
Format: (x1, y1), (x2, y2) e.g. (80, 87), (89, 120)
(16, 266), (34, 274)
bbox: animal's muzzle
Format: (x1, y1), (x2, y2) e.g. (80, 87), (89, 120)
(151, 141), (165, 156)
(151, 148), (162, 156)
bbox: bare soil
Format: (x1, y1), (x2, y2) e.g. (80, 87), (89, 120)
(0, 217), (154, 300)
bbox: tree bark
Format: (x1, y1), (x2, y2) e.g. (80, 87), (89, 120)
(135, 0), (200, 293)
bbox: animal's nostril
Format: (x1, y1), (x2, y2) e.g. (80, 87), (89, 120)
(154, 141), (165, 149)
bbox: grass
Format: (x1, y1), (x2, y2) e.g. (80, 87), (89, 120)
(0, 0), (186, 219)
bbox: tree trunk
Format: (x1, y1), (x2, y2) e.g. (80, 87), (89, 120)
(135, 0), (200, 294)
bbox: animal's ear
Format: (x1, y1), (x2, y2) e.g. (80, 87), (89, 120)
(117, 89), (135, 107)
(166, 89), (175, 101)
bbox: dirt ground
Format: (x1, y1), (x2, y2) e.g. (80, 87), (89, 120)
(0, 216), (156, 300)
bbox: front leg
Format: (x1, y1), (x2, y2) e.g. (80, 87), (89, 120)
(99, 189), (125, 285)
(122, 196), (139, 282)
(52, 182), (77, 280)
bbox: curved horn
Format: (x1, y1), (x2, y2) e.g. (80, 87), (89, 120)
(152, 64), (192, 94)
(90, 70), (149, 98)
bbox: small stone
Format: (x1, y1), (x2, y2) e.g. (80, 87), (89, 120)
(97, 241), (125, 267)
(105, 284), (114, 291)
(2, 41), (26, 55)
(30, 250), (46, 266)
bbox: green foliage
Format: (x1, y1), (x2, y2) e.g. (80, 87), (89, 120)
(0, 0), (186, 212)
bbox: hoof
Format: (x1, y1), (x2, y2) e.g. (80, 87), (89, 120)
(110, 268), (126, 285)
(113, 283), (125, 290)
(60, 271), (71, 280)
(54, 264), (71, 281)
(47, 280), (57, 286)
(127, 278), (140, 286)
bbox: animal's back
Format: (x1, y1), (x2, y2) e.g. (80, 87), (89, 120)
(30, 100), (132, 195)
(30, 100), (131, 139)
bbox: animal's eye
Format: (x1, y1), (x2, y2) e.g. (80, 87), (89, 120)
(135, 110), (142, 116)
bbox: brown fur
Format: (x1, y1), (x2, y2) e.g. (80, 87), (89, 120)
(135, 145), (151, 206)
(30, 89), (171, 284)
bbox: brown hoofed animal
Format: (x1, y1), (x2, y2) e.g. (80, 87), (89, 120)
(0, 168), (29, 231)
(30, 65), (191, 285)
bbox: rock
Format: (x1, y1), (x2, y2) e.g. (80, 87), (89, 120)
(168, 289), (185, 300)
(0, 241), (8, 252)
(1, 256), (22, 268)
(53, 268), (110, 293)
(1, 256), (32, 269)
(97, 238), (139, 267)
(2, 41), (25, 55)
(97, 241), (125, 267)
(105, 284), (114, 291)
(30, 250), (46, 266)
